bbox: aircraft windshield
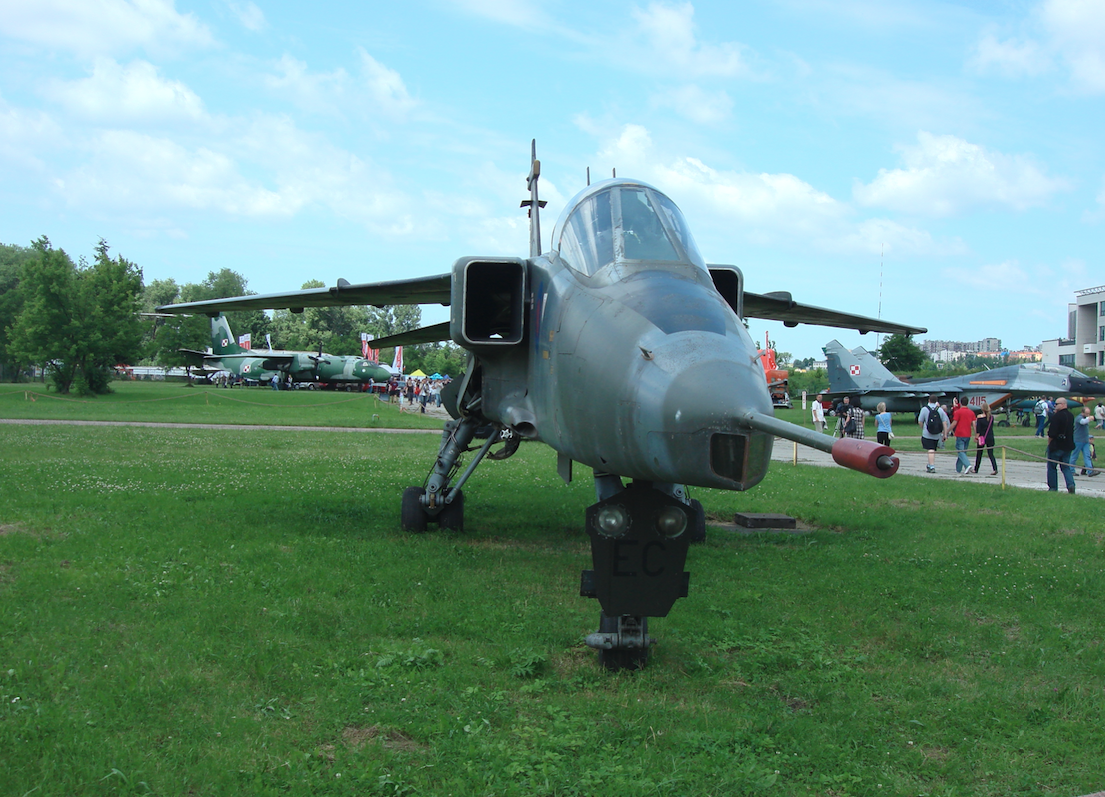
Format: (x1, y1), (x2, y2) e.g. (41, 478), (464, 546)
(556, 182), (706, 276)
(1020, 363), (1088, 378)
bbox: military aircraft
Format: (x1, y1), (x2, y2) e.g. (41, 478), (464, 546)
(160, 144), (924, 669)
(825, 339), (1105, 413)
(182, 314), (392, 388)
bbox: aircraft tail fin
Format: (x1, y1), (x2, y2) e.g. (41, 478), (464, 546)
(824, 339), (906, 393)
(210, 315), (247, 356)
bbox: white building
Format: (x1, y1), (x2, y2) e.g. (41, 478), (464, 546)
(1040, 285), (1105, 369)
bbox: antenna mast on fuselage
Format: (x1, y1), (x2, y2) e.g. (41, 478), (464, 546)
(520, 139), (547, 257)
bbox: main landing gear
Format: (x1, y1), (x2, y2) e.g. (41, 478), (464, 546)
(400, 417), (516, 533)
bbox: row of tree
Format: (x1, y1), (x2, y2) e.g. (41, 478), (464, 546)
(0, 238), (469, 394)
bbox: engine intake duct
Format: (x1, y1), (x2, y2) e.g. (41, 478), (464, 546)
(452, 257), (527, 348)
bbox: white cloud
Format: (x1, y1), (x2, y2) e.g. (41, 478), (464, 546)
(263, 50), (416, 120)
(968, 32), (1053, 77)
(590, 124), (954, 257)
(1042, 0), (1105, 91)
(967, 0), (1105, 92)
(49, 115), (418, 235)
(0, 96), (66, 169)
(57, 130), (289, 216)
(441, 0), (551, 29)
(630, 2), (750, 78)
(854, 132), (1070, 216)
(649, 84), (733, 124)
(228, 1), (265, 32)
(43, 58), (205, 123)
(0, 0), (213, 57)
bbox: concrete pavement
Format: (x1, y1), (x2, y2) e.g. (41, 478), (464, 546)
(770, 434), (1105, 499)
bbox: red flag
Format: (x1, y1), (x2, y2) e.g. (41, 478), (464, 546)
(392, 346), (403, 374)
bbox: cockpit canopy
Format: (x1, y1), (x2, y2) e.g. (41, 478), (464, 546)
(552, 179), (706, 276)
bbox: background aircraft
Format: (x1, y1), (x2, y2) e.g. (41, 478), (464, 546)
(183, 315), (392, 389)
(825, 339), (1105, 413)
(161, 145), (924, 669)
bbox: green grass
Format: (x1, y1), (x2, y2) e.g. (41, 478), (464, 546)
(0, 381), (444, 430)
(1, 412), (1104, 796)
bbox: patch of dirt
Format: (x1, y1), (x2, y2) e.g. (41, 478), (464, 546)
(922, 746), (951, 762)
(342, 724), (423, 753)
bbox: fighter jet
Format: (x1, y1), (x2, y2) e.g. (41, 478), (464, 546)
(160, 144), (924, 669)
(825, 339), (1105, 413)
(183, 314), (391, 389)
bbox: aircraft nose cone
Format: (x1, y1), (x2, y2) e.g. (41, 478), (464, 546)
(1071, 376), (1105, 395)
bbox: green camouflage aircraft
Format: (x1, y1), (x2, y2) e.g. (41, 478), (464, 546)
(183, 315), (392, 388)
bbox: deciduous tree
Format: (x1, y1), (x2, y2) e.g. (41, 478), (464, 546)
(10, 238), (143, 395)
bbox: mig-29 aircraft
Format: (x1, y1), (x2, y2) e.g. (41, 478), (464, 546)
(161, 144), (924, 669)
(183, 314), (392, 389)
(825, 339), (1105, 414)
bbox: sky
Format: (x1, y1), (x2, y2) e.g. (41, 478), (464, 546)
(2, 0), (1104, 361)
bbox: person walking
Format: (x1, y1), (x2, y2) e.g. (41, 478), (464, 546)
(950, 397), (976, 475)
(1094, 401), (1105, 430)
(1070, 406), (1099, 477)
(1046, 397), (1077, 494)
(918, 395), (949, 474)
(874, 402), (893, 446)
(973, 401), (998, 476)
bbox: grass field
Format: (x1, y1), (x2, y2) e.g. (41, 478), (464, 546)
(2, 383), (1104, 795)
(0, 381), (444, 431)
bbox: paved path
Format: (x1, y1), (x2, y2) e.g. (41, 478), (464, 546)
(770, 434), (1105, 499)
(5, 418), (1101, 499)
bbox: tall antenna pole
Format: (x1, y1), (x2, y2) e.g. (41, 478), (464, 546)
(876, 243), (884, 351)
(521, 139), (547, 257)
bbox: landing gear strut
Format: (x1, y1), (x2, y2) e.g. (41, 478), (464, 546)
(400, 417), (511, 533)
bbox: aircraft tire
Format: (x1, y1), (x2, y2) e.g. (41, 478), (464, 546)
(438, 490), (464, 532)
(688, 499), (706, 544)
(401, 486), (429, 533)
(597, 614), (649, 671)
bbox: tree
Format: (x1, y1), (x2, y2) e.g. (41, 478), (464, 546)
(180, 269), (271, 346)
(10, 238), (144, 395)
(0, 242), (35, 381)
(877, 334), (927, 373)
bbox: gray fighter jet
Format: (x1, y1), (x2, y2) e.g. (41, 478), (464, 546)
(160, 144), (924, 669)
(825, 339), (1105, 413)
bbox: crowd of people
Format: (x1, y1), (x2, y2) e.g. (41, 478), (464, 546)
(810, 392), (1101, 492)
(385, 375), (450, 413)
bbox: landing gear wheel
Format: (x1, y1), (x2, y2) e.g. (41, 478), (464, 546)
(437, 490), (464, 532)
(688, 498), (706, 544)
(997, 419), (1009, 427)
(597, 614), (649, 672)
(401, 486), (429, 533)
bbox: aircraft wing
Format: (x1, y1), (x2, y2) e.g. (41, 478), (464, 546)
(744, 291), (925, 335)
(372, 323), (452, 348)
(157, 274), (452, 315)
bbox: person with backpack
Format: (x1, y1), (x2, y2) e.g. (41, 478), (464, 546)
(1034, 397), (1048, 437)
(918, 395), (949, 474)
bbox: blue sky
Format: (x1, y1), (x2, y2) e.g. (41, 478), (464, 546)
(2, 0), (1103, 360)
